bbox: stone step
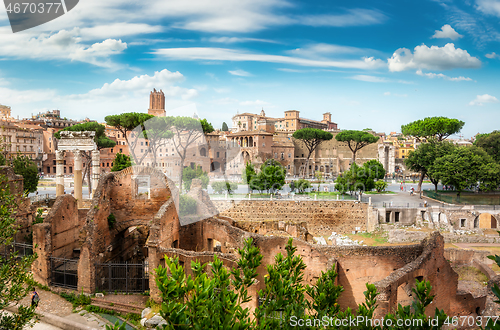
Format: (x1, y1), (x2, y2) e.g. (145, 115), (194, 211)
(91, 299), (142, 314)
(90, 301), (141, 315)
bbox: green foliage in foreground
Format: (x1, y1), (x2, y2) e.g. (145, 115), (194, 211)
(154, 237), (448, 330)
(0, 175), (37, 329)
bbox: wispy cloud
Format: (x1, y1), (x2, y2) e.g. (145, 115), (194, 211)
(383, 92), (408, 97)
(416, 69), (473, 81)
(351, 75), (389, 83)
(229, 69), (253, 77)
(153, 47), (386, 69)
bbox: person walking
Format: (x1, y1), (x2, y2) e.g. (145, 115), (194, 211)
(31, 288), (40, 309)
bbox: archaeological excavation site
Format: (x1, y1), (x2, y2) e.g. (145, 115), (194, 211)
(2, 163), (500, 327)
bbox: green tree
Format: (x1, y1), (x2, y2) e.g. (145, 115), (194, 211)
(475, 130), (500, 163)
(0, 153), (5, 166)
(55, 122), (116, 194)
(200, 118), (215, 133)
(335, 130), (379, 164)
(293, 128), (333, 178)
(363, 159), (385, 180)
(430, 146), (500, 198)
(155, 238), (262, 330)
(11, 154), (39, 193)
(295, 178), (311, 193)
(401, 116), (465, 142)
(143, 116), (174, 167)
(167, 116), (212, 192)
(0, 174), (37, 330)
(401, 117), (464, 192)
(243, 162), (257, 193)
(335, 162), (381, 196)
(212, 181), (237, 194)
(221, 122), (229, 131)
(104, 112), (154, 164)
(110, 153), (132, 172)
(374, 180), (388, 192)
(255, 160), (286, 194)
(182, 165), (209, 191)
(405, 142), (455, 192)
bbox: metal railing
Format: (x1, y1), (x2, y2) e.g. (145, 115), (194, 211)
(95, 261), (149, 293)
(50, 257), (78, 289)
(0, 241), (33, 258)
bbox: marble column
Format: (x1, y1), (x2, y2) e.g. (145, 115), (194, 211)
(73, 150), (83, 207)
(55, 150), (65, 196)
(91, 150), (100, 198)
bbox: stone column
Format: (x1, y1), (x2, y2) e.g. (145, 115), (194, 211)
(56, 150), (65, 196)
(73, 150), (83, 208)
(91, 150), (100, 199)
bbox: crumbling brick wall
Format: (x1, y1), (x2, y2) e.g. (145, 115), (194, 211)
(213, 200), (369, 235)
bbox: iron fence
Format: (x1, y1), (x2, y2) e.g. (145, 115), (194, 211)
(50, 257), (78, 289)
(96, 261), (149, 293)
(0, 241), (33, 258)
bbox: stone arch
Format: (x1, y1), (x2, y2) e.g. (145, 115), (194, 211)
(211, 161), (221, 172)
(395, 269), (427, 307)
(478, 213), (498, 229)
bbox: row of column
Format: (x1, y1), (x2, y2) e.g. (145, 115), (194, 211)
(56, 149), (100, 207)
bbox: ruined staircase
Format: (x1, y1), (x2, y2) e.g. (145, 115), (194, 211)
(90, 298), (143, 315)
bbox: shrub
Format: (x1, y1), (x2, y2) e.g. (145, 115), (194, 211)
(179, 195), (197, 216)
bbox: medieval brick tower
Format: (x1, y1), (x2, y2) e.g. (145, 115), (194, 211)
(148, 89), (166, 117)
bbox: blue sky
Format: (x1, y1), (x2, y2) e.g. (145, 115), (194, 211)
(0, 0), (499, 138)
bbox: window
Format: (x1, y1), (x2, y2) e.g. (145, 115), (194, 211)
(111, 149), (114, 153)
(106, 163), (109, 167)
(141, 142), (144, 146)
(47, 167), (50, 174)
(119, 149), (122, 153)
(216, 151), (220, 158)
(386, 212), (391, 223)
(460, 219), (466, 228)
(274, 153), (277, 158)
(262, 143), (265, 147)
(288, 153), (291, 158)
(394, 212), (400, 222)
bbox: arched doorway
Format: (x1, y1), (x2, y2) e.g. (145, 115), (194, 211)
(478, 213), (498, 229)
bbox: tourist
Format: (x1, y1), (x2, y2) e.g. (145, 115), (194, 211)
(31, 288), (39, 309)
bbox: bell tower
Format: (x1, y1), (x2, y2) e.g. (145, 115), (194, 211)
(148, 89), (166, 117)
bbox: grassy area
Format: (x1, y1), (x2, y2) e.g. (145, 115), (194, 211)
(364, 191), (396, 195)
(347, 231), (388, 246)
(454, 266), (488, 285)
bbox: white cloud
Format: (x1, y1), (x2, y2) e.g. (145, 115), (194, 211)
(74, 69), (188, 98)
(476, 0), (500, 17)
(154, 47), (386, 69)
(388, 43), (481, 72)
(351, 75), (389, 83)
(206, 37), (279, 44)
(228, 69), (253, 77)
(416, 69), (473, 81)
(0, 28), (126, 68)
(79, 23), (163, 40)
(486, 52), (500, 59)
(213, 87), (230, 93)
(0, 87), (57, 104)
(298, 9), (386, 27)
(468, 94), (499, 105)
(383, 92), (408, 97)
(209, 97), (239, 105)
(431, 25), (463, 40)
(239, 100), (270, 106)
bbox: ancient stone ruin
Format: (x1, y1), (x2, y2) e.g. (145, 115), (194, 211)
(26, 164), (497, 322)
